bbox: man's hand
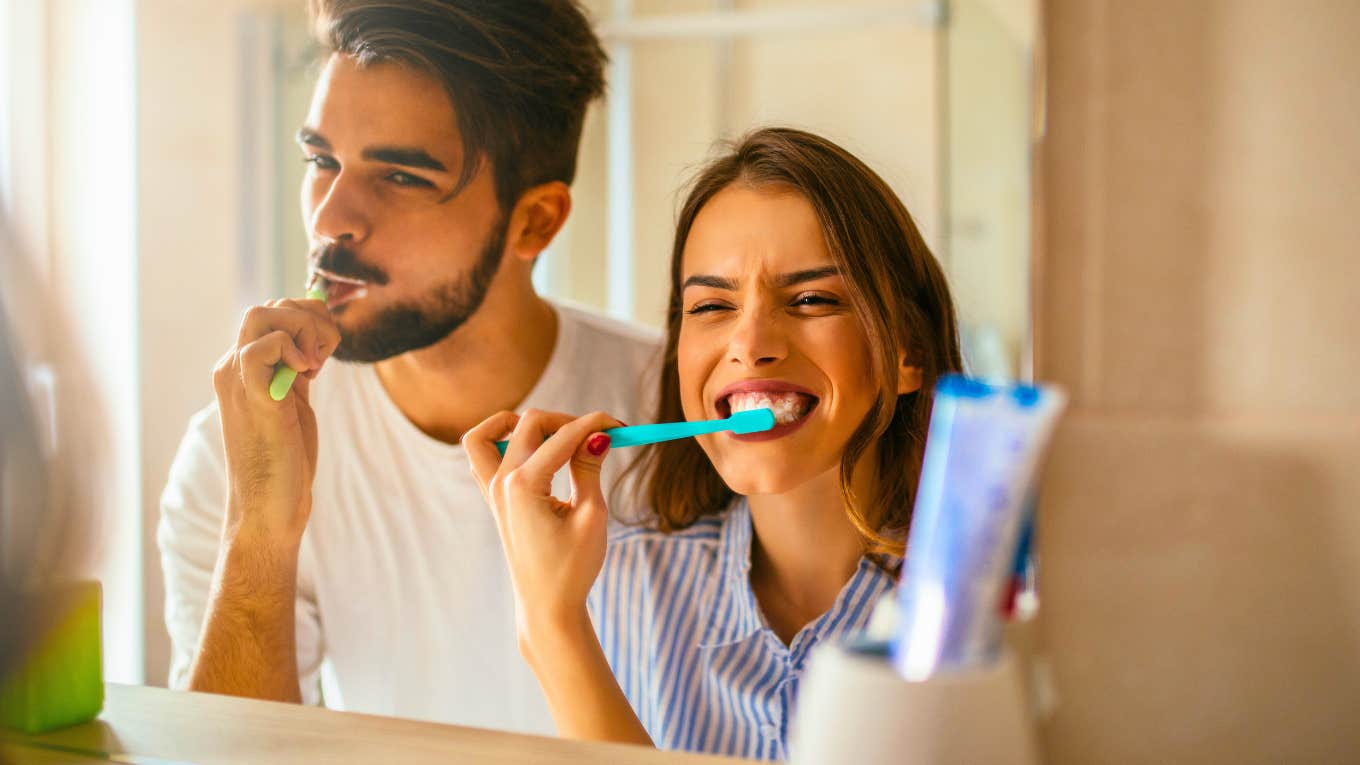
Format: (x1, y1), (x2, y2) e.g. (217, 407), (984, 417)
(189, 296), (339, 701)
(212, 297), (339, 547)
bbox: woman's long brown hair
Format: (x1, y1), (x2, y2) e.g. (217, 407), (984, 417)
(626, 127), (963, 555)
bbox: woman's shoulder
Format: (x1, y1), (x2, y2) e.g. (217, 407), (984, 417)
(606, 513), (725, 549)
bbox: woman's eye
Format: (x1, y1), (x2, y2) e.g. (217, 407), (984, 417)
(303, 154), (338, 171)
(387, 171), (432, 188)
(685, 302), (730, 315)
(792, 293), (839, 308)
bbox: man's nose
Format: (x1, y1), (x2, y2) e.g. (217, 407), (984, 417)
(307, 172), (370, 244)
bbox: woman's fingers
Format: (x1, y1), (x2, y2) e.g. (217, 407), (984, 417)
(499, 409), (574, 477)
(566, 424), (615, 531)
(463, 410), (520, 499)
(465, 409), (622, 530)
(521, 411), (623, 483)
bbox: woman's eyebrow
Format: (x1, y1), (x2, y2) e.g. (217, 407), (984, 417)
(775, 266), (840, 288)
(681, 267), (840, 291)
(682, 274), (738, 291)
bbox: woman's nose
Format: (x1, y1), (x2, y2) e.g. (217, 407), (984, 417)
(727, 307), (788, 368)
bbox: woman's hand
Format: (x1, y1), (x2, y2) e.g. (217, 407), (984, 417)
(464, 409), (624, 660)
(464, 409), (652, 746)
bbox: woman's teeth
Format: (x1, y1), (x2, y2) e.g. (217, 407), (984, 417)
(727, 392), (814, 425)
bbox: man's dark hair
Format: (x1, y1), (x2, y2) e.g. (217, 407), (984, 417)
(310, 0), (608, 213)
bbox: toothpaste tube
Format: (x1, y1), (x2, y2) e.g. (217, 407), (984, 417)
(891, 376), (1066, 680)
(1000, 505), (1036, 620)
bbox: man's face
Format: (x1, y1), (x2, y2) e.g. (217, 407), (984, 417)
(298, 54), (507, 362)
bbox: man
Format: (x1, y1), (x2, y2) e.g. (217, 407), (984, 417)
(158, 0), (658, 734)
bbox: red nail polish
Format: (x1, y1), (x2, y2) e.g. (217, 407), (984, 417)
(587, 433), (611, 456)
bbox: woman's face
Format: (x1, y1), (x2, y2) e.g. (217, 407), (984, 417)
(678, 184), (879, 496)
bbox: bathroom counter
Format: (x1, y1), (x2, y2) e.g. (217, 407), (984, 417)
(1, 683), (749, 764)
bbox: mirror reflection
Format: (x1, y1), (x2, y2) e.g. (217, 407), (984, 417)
(1, 0), (1037, 762)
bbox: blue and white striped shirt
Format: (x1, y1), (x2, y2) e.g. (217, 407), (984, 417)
(587, 499), (898, 761)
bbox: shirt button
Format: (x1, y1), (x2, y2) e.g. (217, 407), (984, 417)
(760, 723), (780, 740)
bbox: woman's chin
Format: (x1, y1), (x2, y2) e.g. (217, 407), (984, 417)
(712, 455), (828, 498)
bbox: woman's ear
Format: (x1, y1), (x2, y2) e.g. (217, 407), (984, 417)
(506, 181), (572, 263)
(897, 352), (924, 395)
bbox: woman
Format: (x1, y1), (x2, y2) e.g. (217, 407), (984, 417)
(464, 127), (962, 760)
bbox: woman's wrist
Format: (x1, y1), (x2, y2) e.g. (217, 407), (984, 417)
(519, 604), (594, 671)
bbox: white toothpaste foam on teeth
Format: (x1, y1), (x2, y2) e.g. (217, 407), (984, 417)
(728, 392), (812, 425)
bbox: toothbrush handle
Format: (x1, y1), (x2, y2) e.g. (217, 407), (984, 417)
(604, 420), (716, 448)
(267, 286), (328, 401)
(268, 367), (301, 402)
(493, 418), (730, 456)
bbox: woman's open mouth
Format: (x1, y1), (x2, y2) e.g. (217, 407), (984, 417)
(716, 382), (819, 442)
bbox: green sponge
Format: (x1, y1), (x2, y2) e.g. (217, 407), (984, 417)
(0, 581), (103, 734)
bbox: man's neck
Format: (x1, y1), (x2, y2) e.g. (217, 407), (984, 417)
(372, 279), (559, 445)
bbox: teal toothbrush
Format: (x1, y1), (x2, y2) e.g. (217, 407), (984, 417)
(268, 276), (328, 401)
(494, 408), (776, 456)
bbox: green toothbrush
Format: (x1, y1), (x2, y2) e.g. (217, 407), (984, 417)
(267, 276), (328, 401)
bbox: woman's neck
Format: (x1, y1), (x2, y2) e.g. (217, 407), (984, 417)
(746, 464), (875, 645)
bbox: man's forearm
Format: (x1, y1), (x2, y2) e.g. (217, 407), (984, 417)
(188, 527), (303, 702)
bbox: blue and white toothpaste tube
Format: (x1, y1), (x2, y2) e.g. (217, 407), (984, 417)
(891, 375), (1066, 680)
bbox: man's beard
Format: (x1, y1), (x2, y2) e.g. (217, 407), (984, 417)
(331, 220), (507, 363)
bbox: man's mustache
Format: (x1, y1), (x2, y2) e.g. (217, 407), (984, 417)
(311, 244), (390, 286)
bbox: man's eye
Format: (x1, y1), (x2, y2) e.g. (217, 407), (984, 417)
(303, 154), (338, 171)
(387, 171), (432, 188)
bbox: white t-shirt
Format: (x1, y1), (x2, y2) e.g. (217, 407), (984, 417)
(157, 302), (661, 733)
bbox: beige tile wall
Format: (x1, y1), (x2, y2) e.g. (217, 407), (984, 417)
(137, 0), (278, 686)
(1037, 1), (1360, 762)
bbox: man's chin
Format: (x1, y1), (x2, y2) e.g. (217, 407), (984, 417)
(332, 330), (408, 364)
(330, 310), (465, 364)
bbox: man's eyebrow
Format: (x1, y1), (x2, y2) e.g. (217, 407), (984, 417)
(362, 146), (449, 173)
(296, 127), (329, 149)
(294, 128), (449, 174)
(775, 267), (840, 288)
(681, 274), (739, 291)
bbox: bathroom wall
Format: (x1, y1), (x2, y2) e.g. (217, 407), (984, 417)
(136, 0), (274, 687)
(1036, 1), (1360, 762)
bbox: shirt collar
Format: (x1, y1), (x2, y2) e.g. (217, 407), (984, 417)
(698, 499), (763, 649)
(696, 499), (900, 651)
